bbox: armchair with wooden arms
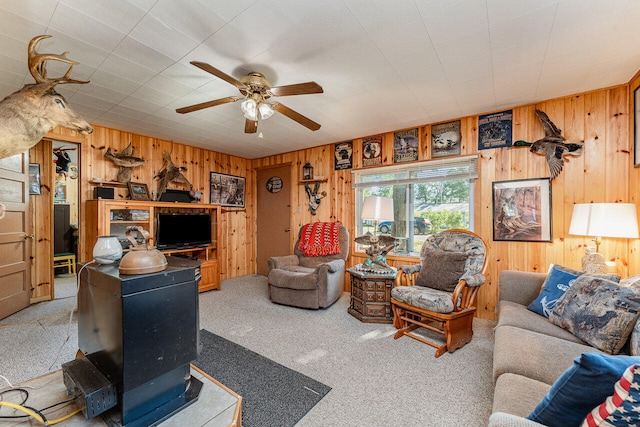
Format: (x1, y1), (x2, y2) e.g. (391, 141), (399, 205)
(391, 229), (488, 357)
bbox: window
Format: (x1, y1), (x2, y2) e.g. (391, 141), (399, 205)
(353, 155), (478, 255)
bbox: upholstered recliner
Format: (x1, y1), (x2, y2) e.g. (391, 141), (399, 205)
(268, 222), (349, 309)
(391, 229), (488, 357)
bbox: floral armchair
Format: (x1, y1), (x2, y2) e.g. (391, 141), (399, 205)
(391, 229), (488, 357)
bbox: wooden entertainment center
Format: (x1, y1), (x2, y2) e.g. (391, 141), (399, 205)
(84, 199), (221, 292)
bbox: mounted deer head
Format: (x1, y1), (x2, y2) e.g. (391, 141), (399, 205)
(0, 35), (93, 159)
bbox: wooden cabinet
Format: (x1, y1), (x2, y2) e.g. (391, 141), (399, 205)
(85, 199), (221, 292)
(347, 268), (397, 323)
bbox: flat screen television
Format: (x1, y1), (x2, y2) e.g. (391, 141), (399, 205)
(156, 212), (212, 250)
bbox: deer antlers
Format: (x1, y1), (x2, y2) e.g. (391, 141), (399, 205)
(27, 35), (89, 89)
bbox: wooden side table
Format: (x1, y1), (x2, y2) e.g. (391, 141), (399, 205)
(347, 267), (397, 323)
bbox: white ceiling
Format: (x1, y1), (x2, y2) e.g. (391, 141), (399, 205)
(1, 0), (640, 159)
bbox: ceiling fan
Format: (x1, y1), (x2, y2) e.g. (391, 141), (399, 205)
(176, 61), (323, 134)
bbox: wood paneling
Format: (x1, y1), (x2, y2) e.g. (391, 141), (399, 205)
(251, 83), (640, 320)
(26, 80), (638, 319)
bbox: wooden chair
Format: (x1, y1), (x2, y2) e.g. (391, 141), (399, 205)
(53, 252), (76, 275)
(391, 229), (488, 357)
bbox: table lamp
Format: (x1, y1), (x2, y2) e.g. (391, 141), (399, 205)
(361, 196), (394, 235)
(568, 203), (639, 273)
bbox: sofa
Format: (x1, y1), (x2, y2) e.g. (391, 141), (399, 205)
(489, 268), (640, 427)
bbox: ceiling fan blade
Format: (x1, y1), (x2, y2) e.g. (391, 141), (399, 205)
(270, 82), (323, 97)
(176, 96), (240, 114)
(190, 61), (246, 90)
(245, 118), (258, 134)
(272, 103), (321, 131)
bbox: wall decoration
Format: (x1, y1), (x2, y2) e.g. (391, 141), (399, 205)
(104, 142), (146, 183)
(478, 110), (513, 150)
(492, 178), (552, 242)
(127, 182), (150, 201)
(266, 176), (283, 193)
(54, 181), (66, 203)
(362, 135), (382, 167)
(393, 129), (419, 163)
(635, 86), (640, 167)
(29, 163), (41, 195)
(210, 172), (246, 208)
(334, 141), (353, 170)
(514, 109), (583, 180)
(431, 120), (461, 158)
(304, 182), (326, 215)
(155, 150), (191, 200)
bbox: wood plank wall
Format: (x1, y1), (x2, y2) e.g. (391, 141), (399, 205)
(252, 83), (638, 320)
(32, 81), (638, 319)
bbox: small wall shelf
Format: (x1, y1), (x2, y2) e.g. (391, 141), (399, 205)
(298, 178), (328, 184)
(91, 179), (128, 187)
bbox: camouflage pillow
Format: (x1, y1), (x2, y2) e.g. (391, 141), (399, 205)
(549, 275), (640, 354)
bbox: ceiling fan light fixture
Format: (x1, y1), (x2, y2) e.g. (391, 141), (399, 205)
(258, 102), (275, 120)
(241, 97), (257, 120)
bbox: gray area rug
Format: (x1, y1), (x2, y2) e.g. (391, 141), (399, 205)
(195, 329), (331, 427)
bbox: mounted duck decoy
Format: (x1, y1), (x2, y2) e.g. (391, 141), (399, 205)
(514, 109), (583, 180)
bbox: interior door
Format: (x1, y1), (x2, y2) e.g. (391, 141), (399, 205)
(0, 152), (31, 319)
(257, 165), (291, 276)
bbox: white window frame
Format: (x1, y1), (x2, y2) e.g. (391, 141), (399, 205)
(352, 155), (478, 255)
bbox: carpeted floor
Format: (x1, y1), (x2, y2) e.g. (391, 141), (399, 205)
(195, 329), (331, 427)
(198, 275), (497, 427)
(0, 273), (497, 426)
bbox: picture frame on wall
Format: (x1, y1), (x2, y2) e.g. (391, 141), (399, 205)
(210, 172), (246, 208)
(431, 120), (461, 158)
(492, 178), (552, 242)
(29, 163), (41, 195)
(478, 110), (513, 150)
(128, 182), (150, 201)
(362, 135), (383, 167)
(634, 86), (640, 167)
(393, 128), (419, 163)
(334, 141), (353, 170)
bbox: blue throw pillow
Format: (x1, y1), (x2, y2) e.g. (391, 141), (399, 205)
(527, 264), (620, 317)
(527, 353), (640, 427)
(527, 265), (582, 317)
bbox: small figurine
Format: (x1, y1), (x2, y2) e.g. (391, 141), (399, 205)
(354, 234), (397, 271)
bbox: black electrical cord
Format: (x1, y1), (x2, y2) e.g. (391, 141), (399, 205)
(0, 391), (74, 420)
(0, 387), (29, 406)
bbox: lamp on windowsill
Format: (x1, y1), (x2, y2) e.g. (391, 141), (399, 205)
(361, 196), (394, 236)
(568, 203), (639, 274)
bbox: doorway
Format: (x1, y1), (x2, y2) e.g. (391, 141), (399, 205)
(52, 141), (80, 299)
(256, 165), (291, 276)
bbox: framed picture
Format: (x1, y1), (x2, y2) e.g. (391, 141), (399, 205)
(492, 178), (552, 242)
(128, 182), (150, 201)
(478, 110), (513, 150)
(210, 172), (246, 208)
(362, 135), (382, 167)
(634, 86), (640, 167)
(393, 128), (419, 163)
(432, 120), (461, 158)
(29, 163), (41, 195)
(334, 141), (353, 170)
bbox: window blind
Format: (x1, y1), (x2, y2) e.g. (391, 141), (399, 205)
(352, 155), (478, 188)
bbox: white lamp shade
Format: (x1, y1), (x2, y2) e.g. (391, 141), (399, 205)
(258, 102), (275, 120)
(241, 98), (257, 120)
(569, 203), (639, 239)
(361, 196), (394, 221)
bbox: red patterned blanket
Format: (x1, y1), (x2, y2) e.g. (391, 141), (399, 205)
(297, 222), (342, 257)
